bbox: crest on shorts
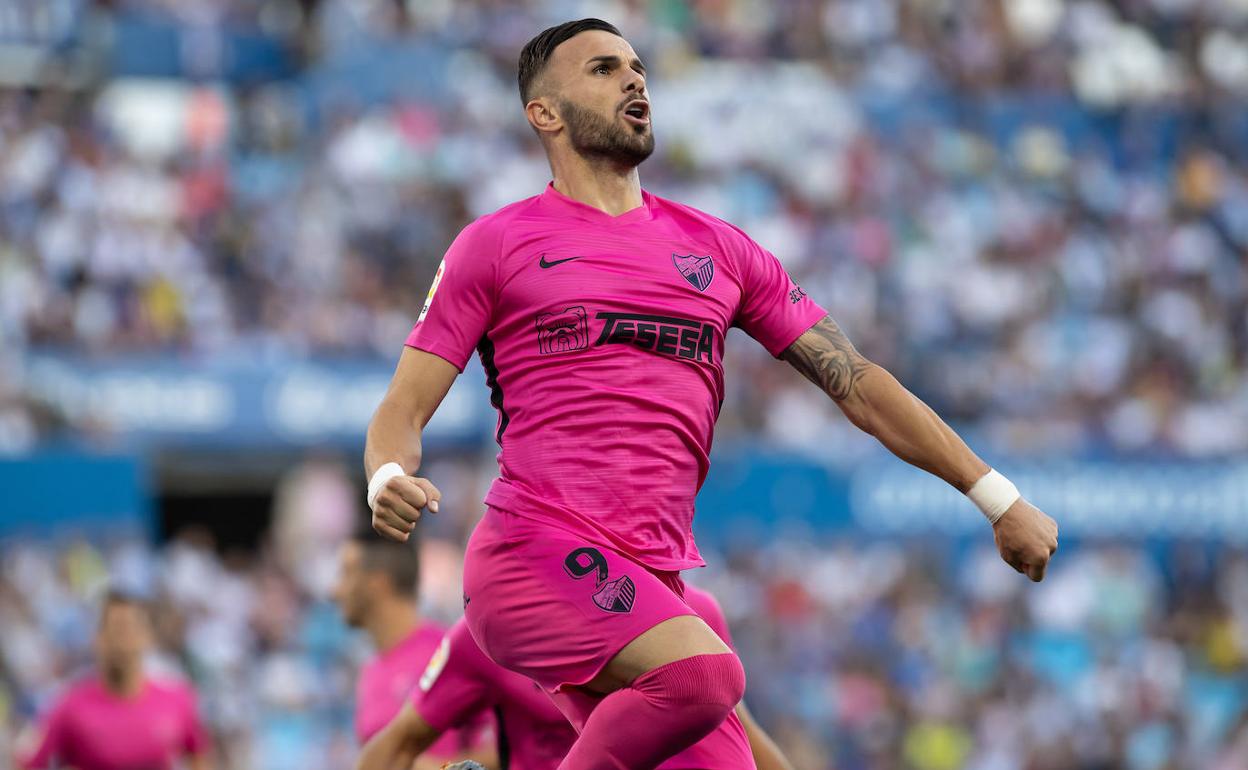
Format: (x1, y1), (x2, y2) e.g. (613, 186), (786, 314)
(672, 253), (715, 292)
(592, 576), (637, 613)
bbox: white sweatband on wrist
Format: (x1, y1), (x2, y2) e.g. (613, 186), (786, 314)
(367, 462), (406, 512)
(967, 469), (1020, 524)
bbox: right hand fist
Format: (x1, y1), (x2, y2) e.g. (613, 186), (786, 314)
(992, 498), (1058, 582)
(371, 476), (441, 542)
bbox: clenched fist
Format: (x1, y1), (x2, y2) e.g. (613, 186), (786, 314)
(371, 475), (442, 542)
(992, 498), (1058, 581)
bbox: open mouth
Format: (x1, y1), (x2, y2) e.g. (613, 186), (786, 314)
(622, 100), (650, 125)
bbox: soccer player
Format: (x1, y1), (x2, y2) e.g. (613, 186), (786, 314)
(355, 584), (792, 770)
(332, 532), (493, 769)
(15, 591), (212, 770)
(364, 17), (1059, 768)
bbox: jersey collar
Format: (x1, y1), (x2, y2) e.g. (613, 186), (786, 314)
(540, 182), (654, 225)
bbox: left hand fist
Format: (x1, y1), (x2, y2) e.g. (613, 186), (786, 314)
(992, 498), (1058, 581)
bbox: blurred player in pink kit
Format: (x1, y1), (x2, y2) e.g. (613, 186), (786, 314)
(355, 583), (793, 770)
(15, 591), (212, 770)
(365, 17), (1059, 769)
(332, 533), (492, 769)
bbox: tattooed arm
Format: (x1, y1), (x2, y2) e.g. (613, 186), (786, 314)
(782, 316), (1059, 580)
(782, 316), (989, 491)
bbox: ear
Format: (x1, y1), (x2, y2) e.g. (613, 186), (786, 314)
(526, 96), (562, 136)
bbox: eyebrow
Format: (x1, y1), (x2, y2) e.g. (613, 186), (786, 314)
(586, 54), (646, 75)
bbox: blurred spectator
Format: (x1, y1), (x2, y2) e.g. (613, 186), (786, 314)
(1, 0), (1245, 460)
(2, 531), (1245, 768)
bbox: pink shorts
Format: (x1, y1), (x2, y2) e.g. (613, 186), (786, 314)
(462, 506), (699, 693)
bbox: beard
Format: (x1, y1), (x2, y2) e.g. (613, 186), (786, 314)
(559, 98), (654, 168)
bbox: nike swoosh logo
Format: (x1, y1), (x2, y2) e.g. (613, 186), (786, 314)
(539, 255), (584, 269)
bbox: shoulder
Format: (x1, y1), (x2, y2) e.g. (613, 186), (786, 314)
(649, 192), (751, 239)
(445, 618), (487, 666)
(647, 191), (758, 266)
(458, 194), (544, 244)
(49, 676), (98, 709)
(147, 678), (199, 705)
(410, 621), (449, 656)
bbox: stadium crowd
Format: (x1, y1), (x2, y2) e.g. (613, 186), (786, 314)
(2, 2), (1246, 767)
(2, 517), (1246, 769)
(2, 0), (1246, 459)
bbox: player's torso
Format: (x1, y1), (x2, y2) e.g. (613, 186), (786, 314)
(63, 684), (183, 769)
(490, 215), (739, 402)
(355, 625), (442, 742)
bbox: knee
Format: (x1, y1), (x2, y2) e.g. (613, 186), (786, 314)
(635, 652), (745, 720)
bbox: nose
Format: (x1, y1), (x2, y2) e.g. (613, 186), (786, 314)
(623, 68), (645, 95)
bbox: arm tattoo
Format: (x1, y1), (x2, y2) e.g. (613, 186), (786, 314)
(781, 316), (873, 401)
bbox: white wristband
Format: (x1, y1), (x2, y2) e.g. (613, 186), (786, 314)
(967, 469), (1020, 524)
(367, 462), (407, 512)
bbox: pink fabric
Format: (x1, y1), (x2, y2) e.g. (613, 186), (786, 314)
(463, 510), (754, 769)
(17, 677), (208, 770)
(462, 508), (699, 693)
(407, 183), (826, 571)
(354, 621), (484, 758)
(556, 653), (747, 770)
(412, 618), (577, 770)
(683, 583), (734, 647)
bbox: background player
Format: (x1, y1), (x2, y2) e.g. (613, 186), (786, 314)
(356, 584), (793, 770)
(331, 532), (494, 769)
(365, 17), (1059, 768)
(14, 591), (212, 770)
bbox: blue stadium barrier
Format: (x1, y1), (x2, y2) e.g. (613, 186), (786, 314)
(22, 352), (493, 451)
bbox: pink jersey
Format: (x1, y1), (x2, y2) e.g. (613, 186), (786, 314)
(17, 676), (208, 770)
(407, 183), (826, 570)
(412, 619), (576, 770)
(355, 621), (484, 757)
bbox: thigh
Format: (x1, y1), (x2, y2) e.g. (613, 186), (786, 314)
(462, 508), (701, 693)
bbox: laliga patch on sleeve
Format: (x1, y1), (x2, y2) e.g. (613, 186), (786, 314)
(417, 259), (447, 323)
(419, 635), (451, 691)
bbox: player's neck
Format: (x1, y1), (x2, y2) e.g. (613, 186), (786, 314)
(367, 600), (419, 653)
(550, 156), (642, 217)
(101, 664), (144, 698)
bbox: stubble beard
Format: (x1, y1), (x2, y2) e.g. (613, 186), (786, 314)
(559, 98), (655, 168)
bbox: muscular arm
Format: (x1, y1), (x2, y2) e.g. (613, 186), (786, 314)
(364, 348), (460, 540)
(782, 316), (1058, 579)
(781, 316), (988, 491)
(365, 347), (460, 479)
(355, 703), (442, 770)
(736, 701), (795, 770)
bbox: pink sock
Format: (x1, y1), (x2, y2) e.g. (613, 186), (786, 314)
(557, 653), (746, 770)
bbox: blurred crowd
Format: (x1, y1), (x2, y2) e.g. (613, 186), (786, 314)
(0, 0), (1245, 459)
(3, 522), (1246, 770)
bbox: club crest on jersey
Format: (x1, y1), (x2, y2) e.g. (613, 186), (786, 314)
(672, 253), (715, 292)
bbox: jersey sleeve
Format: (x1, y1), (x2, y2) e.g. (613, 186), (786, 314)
(15, 697), (67, 769)
(405, 219), (501, 371)
(410, 625), (493, 735)
(726, 224), (827, 357)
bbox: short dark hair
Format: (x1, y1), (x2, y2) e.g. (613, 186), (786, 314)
(98, 589), (147, 626)
(518, 18), (623, 104)
(352, 531), (421, 597)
